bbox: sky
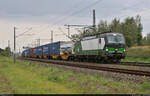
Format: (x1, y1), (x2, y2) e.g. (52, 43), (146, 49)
(0, 0), (150, 52)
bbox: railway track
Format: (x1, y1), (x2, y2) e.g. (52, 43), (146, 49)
(76, 61), (150, 67)
(20, 57), (150, 77)
(117, 62), (150, 67)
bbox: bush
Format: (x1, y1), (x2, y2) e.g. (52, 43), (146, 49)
(126, 46), (150, 59)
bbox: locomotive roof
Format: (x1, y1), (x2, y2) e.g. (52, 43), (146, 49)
(83, 32), (123, 38)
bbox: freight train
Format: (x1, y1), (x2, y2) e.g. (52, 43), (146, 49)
(22, 32), (126, 63)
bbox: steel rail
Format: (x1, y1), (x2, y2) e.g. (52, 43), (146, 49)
(20, 58), (150, 77)
(117, 62), (150, 67)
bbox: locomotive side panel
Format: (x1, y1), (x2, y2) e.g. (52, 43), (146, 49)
(81, 38), (100, 50)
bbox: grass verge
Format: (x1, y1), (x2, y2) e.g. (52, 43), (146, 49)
(0, 57), (150, 94)
(122, 57), (150, 63)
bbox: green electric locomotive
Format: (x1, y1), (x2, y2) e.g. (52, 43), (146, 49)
(73, 32), (126, 62)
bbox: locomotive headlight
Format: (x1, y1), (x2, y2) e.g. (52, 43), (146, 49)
(106, 48), (108, 51)
(124, 49), (126, 52)
(115, 49), (118, 51)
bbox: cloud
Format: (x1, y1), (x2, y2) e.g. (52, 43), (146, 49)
(0, 0), (150, 51)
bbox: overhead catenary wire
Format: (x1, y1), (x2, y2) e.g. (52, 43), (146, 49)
(41, 0), (103, 41)
(109, 0), (146, 20)
(36, 0), (103, 34)
(119, 0), (146, 19)
(24, 0), (103, 45)
(22, 0), (145, 38)
(31, 0), (91, 33)
(51, 0), (103, 26)
(48, 0), (90, 24)
(16, 27), (33, 38)
(22, 0), (147, 50)
(120, 0), (145, 11)
(95, 0), (145, 21)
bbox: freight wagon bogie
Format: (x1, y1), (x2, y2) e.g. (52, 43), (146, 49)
(49, 55), (73, 60)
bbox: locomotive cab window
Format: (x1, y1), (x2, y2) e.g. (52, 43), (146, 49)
(107, 34), (125, 44)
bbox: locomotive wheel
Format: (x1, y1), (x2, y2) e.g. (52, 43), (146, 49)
(112, 59), (121, 63)
(57, 56), (62, 60)
(68, 56), (74, 61)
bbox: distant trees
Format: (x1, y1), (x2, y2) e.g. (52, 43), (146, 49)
(142, 33), (150, 45)
(96, 15), (143, 47)
(0, 47), (11, 56)
(0, 48), (4, 54)
(71, 15), (144, 47)
(146, 34), (150, 45)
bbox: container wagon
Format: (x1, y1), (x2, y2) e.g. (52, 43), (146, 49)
(46, 41), (73, 60)
(22, 41), (74, 60)
(33, 46), (43, 58)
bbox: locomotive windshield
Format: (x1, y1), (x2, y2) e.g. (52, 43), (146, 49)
(107, 34), (125, 44)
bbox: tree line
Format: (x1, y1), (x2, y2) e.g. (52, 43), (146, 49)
(71, 15), (150, 47)
(0, 47), (11, 56)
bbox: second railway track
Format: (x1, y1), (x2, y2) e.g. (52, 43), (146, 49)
(118, 62), (150, 67)
(20, 57), (150, 77)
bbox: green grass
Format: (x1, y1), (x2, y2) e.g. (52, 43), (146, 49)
(0, 74), (13, 94)
(122, 57), (150, 63)
(0, 57), (150, 94)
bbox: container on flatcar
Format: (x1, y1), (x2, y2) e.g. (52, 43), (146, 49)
(42, 43), (50, 58)
(30, 48), (34, 57)
(49, 41), (73, 55)
(24, 49), (30, 57)
(22, 41), (74, 60)
(34, 46), (43, 58)
(22, 50), (25, 57)
(60, 41), (73, 55)
(48, 41), (73, 60)
(49, 41), (61, 55)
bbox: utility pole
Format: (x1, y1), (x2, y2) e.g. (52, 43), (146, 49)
(8, 40), (10, 57)
(36, 38), (40, 46)
(64, 10), (96, 37)
(64, 24), (71, 37)
(34, 40), (37, 47)
(51, 30), (53, 43)
(66, 25), (70, 37)
(51, 30), (54, 55)
(39, 38), (40, 46)
(14, 27), (16, 63)
(93, 9), (96, 32)
(19, 47), (21, 56)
